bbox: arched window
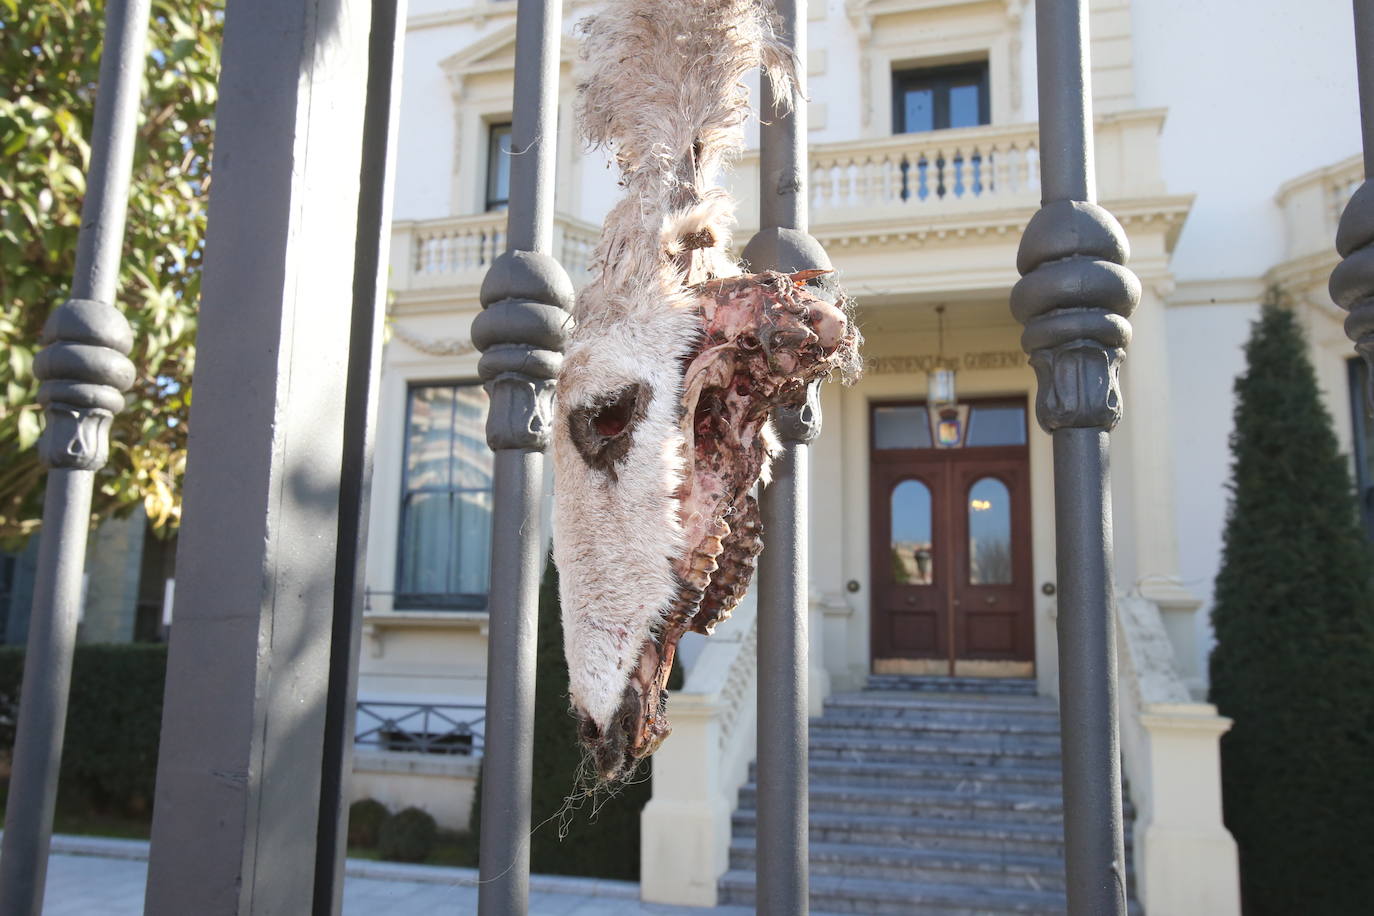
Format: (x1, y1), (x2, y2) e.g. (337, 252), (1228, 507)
(968, 477), (1012, 585)
(890, 480), (934, 585)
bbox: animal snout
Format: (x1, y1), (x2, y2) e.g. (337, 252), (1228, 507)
(807, 298), (848, 352)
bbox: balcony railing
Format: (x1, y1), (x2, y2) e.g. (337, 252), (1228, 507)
(390, 211), (599, 294)
(354, 701), (485, 756)
(809, 123), (1042, 212)
(731, 109), (1169, 228)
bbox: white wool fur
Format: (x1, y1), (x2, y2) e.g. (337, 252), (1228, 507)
(554, 0), (795, 731)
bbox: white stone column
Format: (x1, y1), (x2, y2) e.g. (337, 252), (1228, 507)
(640, 696), (732, 906)
(1117, 276), (1205, 691)
(1136, 705), (1242, 916)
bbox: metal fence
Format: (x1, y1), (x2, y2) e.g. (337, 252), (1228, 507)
(2, 1), (1372, 915)
(354, 702), (486, 756)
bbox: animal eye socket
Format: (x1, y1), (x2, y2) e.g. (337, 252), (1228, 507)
(568, 383), (650, 478)
(593, 396), (634, 437)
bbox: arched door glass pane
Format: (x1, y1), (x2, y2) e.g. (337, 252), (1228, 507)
(891, 480), (934, 585)
(968, 477), (1012, 585)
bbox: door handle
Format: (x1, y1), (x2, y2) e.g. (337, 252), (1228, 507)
(985, 596), (997, 605)
(906, 595), (917, 606)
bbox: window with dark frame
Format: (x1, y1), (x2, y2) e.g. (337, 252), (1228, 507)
(892, 62), (990, 134)
(396, 382), (494, 609)
(1348, 358), (1374, 541)
(485, 122), (513, 211)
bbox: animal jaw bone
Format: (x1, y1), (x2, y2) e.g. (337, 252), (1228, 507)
(552, 0), (861, 783)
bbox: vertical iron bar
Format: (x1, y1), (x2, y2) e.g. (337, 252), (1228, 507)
(0, 2), (146, 913)
(1355, 1), (1374, 178)
(314, 2), (408, 913)
(1011, 2), (1136, 913)
(472, 1), (571, 913)
(1330, 3), (1374, 399)
(741, 1), (827, 912)
(755, 435), (811, 915)
(144, 1), (377, 911)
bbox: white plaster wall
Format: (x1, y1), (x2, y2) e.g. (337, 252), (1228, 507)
(1166, 300), (1261, 667)
(809, 1), (863, 144)
(1130, 0), (1360, 283)
(394, 23), (473, 221)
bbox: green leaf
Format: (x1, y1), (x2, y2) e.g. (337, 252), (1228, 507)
(17, 408), (40, 450)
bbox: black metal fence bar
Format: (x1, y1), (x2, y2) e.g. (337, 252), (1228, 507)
(314, 3), (409, 914)
(0, 2), (146, 913)
(471, 1), (571, 912)
(1332, 2), (1374, 389)
(1011, 1), (1137, 913)
(741, 0), (831, 912)
(144, 2), (384, 911)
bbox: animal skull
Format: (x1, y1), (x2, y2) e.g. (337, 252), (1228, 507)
(552, 0), (861, 782)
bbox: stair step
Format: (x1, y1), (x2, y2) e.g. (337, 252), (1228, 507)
(825, 690), (1060, 718)
(866, 675), (1039, 696)
(809, 733), (1062, 767)
(776, 758), (1066, 794)
(719, 869), (1069, 915)
(812, 713), (1062, 740)
(729, 837), (1068, 892)
(722, 678), (1141, 911)
(739, 783), (1064, 825)
(731, 809), (1070, 856)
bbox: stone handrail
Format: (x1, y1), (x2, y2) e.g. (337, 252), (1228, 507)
(640, 591), (760, 907)
(1115, 595), (1241, 915)
(1276, 153), (1363, 262)
(389, 211), (600, 293)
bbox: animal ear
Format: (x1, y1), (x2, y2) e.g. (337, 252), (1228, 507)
(567, 383), (651, 479)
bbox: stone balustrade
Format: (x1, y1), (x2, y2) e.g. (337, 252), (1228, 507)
(809, 122), (1041, 212)
(390, 211), (600, 294)
(730, 108), (1169, 232)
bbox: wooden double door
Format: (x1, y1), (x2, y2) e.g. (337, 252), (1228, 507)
(869, 400), (1034, 676)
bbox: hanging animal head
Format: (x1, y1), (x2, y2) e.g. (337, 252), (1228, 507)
(552, 0), (861, 782)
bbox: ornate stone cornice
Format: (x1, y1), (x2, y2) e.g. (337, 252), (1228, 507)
(739, 195), (1193, 254)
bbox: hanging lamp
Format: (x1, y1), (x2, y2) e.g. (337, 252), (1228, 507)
(928, 305), (962, 446)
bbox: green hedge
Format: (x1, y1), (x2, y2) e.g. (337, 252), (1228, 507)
(1210, 305), (1374, 914)
(470, 557), (683, 880)
(0, 643), (167, 817)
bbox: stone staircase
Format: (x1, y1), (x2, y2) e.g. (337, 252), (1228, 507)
(718, 675), (1136, 915)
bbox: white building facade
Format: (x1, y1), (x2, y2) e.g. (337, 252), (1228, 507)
(353, 0), (1365, 911)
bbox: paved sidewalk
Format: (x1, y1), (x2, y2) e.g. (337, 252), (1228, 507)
(32, 835), (754, 915)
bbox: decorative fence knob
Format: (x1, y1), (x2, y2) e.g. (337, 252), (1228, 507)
(1332, 180), (1374, 404)
(471, 250), (574, 451)
(1011, 199), (1141, 432)
(33, 297), (135, 470)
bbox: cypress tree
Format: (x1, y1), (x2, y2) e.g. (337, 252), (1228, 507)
(470, 556), (680, 878)
(1209, 304), (1374, 915)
